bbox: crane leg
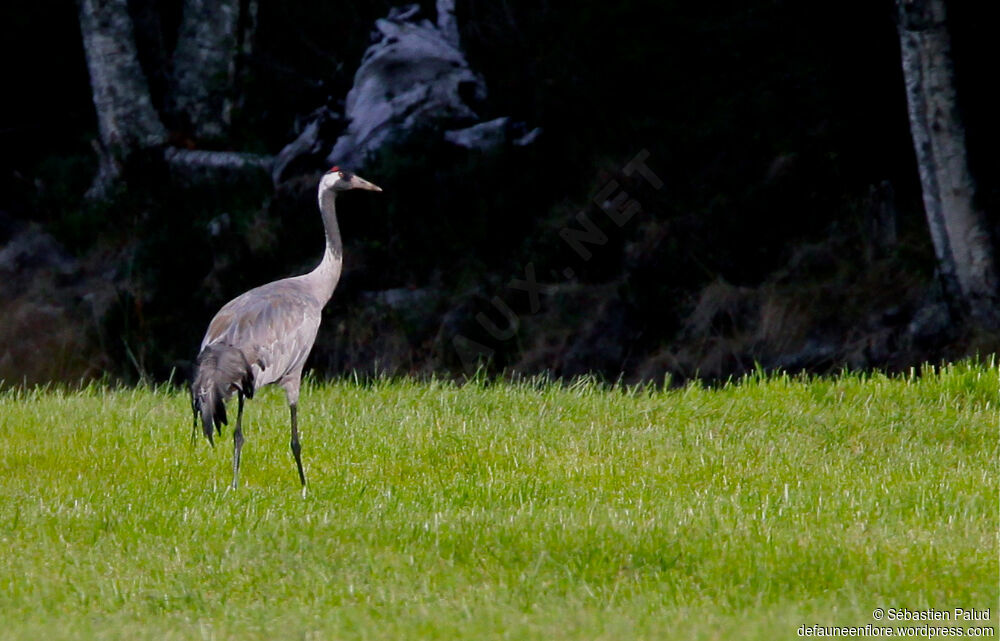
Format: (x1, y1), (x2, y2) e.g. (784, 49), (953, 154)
(231, 392), (245, 489)
(290, 403), (306, 487)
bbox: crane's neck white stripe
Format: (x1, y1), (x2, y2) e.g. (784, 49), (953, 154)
(307, 187), (344, 304)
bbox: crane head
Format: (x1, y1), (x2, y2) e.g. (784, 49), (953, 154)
(320, 166), (383, 193)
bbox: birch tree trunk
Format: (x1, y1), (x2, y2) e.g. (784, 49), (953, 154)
(169, 0), (256, 141)
(78, 0), (270, 195)
(77, 0), (167, 198)
(897, 0), (999, 325)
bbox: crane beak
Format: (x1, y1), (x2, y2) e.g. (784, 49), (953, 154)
(349, 174), (383, 192)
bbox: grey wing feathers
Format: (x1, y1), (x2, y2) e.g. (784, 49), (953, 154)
(200, 279), (323, 388)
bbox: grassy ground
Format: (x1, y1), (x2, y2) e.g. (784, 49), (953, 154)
(0, 364), (997, 640)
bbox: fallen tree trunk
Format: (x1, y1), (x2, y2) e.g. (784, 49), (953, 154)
(164, 147), (273, 186)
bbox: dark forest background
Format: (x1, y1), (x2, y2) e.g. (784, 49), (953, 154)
(0, 0), (998, 386)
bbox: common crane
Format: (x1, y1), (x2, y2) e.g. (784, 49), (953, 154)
(191, 167), (382, 490)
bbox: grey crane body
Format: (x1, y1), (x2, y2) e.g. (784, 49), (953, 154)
(191, 168), (382, 489)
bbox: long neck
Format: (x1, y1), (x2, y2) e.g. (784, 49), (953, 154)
(306, 188), (344, 304)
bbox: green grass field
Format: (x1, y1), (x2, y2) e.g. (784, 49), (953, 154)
(0, 364), (997, 640)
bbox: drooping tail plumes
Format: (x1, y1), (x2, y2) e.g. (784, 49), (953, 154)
(191, 344), (255, 445)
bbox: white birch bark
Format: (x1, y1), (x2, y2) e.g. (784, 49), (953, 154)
(77, 0), (167, 198)
(897, 0), (998, 323)
(169, 0), (244, 140)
